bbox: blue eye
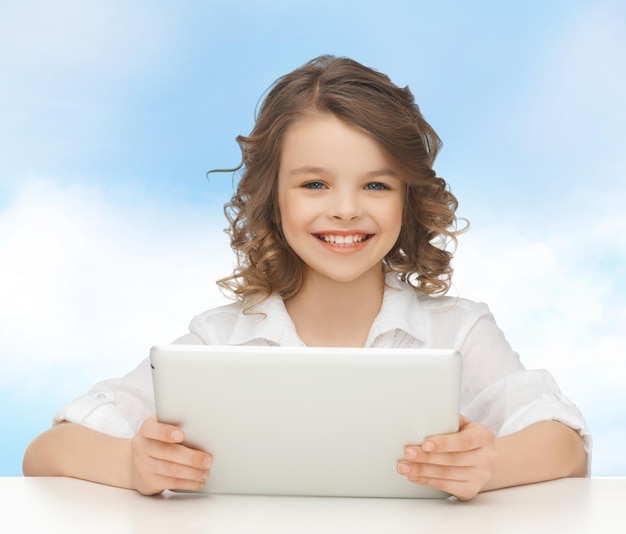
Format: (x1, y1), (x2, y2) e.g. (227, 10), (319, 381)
(304, 181), (326, 190)
(364, 182), (389, 191)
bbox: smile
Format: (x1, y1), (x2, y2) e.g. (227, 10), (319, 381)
(315, 233), (372, 246)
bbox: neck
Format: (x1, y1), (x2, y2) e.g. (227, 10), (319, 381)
(285, 268), (386, 347)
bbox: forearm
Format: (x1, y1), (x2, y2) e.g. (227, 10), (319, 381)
(482, 420), (587, 492)
(23, 423), (134, 490)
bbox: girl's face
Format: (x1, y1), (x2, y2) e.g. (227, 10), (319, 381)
(277, 114), (404, 286)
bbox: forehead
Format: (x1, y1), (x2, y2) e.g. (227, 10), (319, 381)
(279, 114), (395, 176)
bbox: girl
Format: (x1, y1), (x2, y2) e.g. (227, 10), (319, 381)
(23, 56), (590, 500)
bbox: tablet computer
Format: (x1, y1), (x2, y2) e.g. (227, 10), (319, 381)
(150, 344), (461, 498)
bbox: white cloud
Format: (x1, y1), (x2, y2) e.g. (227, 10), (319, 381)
(452, 214), (626, 370)
(0, 178), (232, 394)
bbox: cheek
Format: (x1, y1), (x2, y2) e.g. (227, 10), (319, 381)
(386, 198), (404, 237)
(278, 195), (308, 241)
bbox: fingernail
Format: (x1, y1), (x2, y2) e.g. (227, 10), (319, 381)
(398, 462), (410, 474)
(203, 456), (212, 468)
(423, 441), (434, 452)
(405, 448), (417, 459)
(171, 430), (183, 441)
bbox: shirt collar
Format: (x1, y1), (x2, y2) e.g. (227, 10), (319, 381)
(364, 273), (428, 346)
(227, 293), (304, 346)
(227, 272), (427, 347)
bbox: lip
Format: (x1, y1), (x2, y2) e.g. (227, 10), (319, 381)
(313, 231), (374, 251)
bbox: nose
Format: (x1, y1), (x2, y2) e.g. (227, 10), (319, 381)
(329, 189), (362, 221)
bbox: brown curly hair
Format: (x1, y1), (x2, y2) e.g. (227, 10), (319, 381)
(217, 55), (465, 305)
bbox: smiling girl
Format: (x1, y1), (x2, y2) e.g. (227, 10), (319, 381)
(23, 56), (590, 500)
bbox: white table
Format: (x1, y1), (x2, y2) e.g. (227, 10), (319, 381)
(2, 477), (624, 533)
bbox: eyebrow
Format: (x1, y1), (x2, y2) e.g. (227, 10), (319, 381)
(287, 166), (326, 177)
(288, 166), (399, 178)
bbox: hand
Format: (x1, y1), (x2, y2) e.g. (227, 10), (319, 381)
(130, 417), (212, 495)
(397, 415), (497, 500)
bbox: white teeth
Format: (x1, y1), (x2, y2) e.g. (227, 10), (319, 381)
(319, 234), (367, 245)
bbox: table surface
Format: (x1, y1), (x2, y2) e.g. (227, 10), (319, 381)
(2, 476), (624, 533)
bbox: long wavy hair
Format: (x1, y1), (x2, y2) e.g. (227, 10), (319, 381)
(216, 55), (465, 306)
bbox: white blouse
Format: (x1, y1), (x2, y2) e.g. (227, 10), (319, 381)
(54, 273), (592, 470)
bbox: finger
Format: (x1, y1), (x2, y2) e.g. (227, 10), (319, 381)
(422, 433), (473, 454)
(131, 442), (211, 495)
(132, 429), (212, 478)
(397, 460), (470, 483)
(155, 474), (208, 492)
(420, 421), (492, 454)
(140, 418), (186, 444)
(136, 469), (209, 495)
(145, 453), (211, 484)
(403, 448), (479, 467)
(403, 473), (480, 501)
(142, 438), (213, 471)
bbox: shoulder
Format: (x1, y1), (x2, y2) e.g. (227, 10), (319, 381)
(188, 300), (244, 344)
(418, 292), (490, 318)
(418, 292), (494, 343)
(381, 275), (496, 348)
(389, 275), (490, 322)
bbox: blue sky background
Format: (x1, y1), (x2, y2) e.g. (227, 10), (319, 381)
(1, 0), (624, 477)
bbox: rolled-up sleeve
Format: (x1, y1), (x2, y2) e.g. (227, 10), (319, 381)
(53, 358), (155, 438)
(53, 333), (204, 437)
(459, 309), (592, 473)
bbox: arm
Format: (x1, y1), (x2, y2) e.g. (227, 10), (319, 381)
(23, 419), (212, 495)
(484, 418), (587, 490)
(397, 416), (587, 500)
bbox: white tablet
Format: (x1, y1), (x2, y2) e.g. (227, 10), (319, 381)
(150, 344), (461, 499)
